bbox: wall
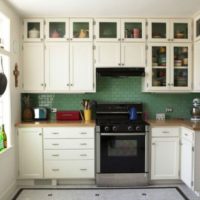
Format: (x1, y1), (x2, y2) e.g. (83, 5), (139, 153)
(0, 1), (22, 200)
(25, 77), (200, 120)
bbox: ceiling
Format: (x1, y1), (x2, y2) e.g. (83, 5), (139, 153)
(6, 0), (200, 17)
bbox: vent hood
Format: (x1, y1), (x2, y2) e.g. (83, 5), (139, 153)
(96, 67), (145, 77)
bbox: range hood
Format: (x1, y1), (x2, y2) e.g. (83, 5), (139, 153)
(96, 67), (145, 77)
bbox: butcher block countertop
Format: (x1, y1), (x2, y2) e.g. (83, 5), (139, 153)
(148, 119), (200, 131)
(16, 120), (96, 128)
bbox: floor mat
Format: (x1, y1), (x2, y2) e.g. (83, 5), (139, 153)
(12, 187), (189, 200)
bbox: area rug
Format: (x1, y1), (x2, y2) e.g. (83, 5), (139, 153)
(12, 187), (189, 200)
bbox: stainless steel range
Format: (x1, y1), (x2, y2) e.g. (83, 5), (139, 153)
(95, 102), (149, 186)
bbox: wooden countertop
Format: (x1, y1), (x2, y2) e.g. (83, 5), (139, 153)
(148, 119), (200, 131)
(16, 120), (96, 128)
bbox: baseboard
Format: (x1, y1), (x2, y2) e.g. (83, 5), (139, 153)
(0, 181), (17, 200)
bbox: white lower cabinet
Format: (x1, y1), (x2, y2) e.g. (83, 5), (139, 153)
(18, 128), (43, 179)
(180, 127), (194, 189)
(151, 127), (180, 180)
(43, 127), (95, 179)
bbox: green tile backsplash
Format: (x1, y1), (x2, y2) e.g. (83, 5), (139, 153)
(22, 77), (200, 120)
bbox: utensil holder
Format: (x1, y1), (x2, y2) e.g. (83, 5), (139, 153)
(84, 109), (92, 121)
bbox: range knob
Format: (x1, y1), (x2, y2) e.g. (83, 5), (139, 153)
(136, 125), (142, 132)
(128, 125), (134, 132)
(104, 126), (110, 132)
(112, 126), (118, 132)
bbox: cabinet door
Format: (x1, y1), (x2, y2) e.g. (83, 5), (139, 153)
(147, 43), (170, 91)
(151, 137), (179, 180)
(45, 42), (70, 91)
(23, 43), (45, 91)
(70, 42), (94, 92)
(121, 42), (145, 67)
(121, 19), (146, 42)
(181, 134), (193, 188)
(45, 18), (69, 41)
(94, 42), (121, 67)
(170, 43), (192, 91)
(18, 128), (43, 179)
(193, 41), (200, 91)
(194, 15), (200, 41)
(148, 19), (170, 42)
(70, 18), (93, 42)
(95, 19), (120, 42)
(171, 19), (192, 42)
(24, 19), (44, 42)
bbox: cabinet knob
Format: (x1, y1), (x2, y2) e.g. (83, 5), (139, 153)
(70, 84), (73, 86)
(52, 169), (60, 172)
(41, 83), (44, 86)
(118, 38), (121, 41)
(39, 133), (42, 136)
(168, 83), (170, 86)
(121, 63), (125, 66)
(67, 83), (70, 86)
(121, 38), (124, 41)
(118, 63), (121, 66)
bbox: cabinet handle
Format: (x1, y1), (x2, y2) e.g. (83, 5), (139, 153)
(52, 143), (59, 146)
(52, 169), (60, 172)
(80, 168), (88, 171)
(80, 143), (87, 146)
(80, 154), (87, 157)
(52, 132), (59, 135)
(121, 38), (124, 41)
(152, 143), (156, 145)
(162, 131), (169, 134)
(52, 154), (60, 157)
(184, 133), (188, 136)
(80, 132), (87, 135)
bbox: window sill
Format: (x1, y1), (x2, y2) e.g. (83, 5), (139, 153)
(0, 146), (13, 160)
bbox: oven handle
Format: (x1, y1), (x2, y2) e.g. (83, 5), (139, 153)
(100, 133), (146, 136)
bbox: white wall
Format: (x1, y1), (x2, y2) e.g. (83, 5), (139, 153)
(0, 1), (22, 200)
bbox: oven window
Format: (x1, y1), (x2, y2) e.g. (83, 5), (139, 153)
(108, 140), (137, 157)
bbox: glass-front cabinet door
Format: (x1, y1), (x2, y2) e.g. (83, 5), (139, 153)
(148, 19), (170, 42)
(70, 18), (93, 41)
(148, 43), (170, 90)
(95, 19), (120, 42)
(171, 19), (191, 42)
(24, 19), (44, 42)
(194, 15), (200, 41)
(121, 19), (146, 42)
(171, 44), (191, 90)
(45, 18), (69, 41)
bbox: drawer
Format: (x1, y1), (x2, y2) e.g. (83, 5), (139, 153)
(43, 127), (94, 139)
(44, 149), (94, 160)
(44, 160), (95, 178)
(181, 127), (194, 142)
(43, 139), (94, 149)
(152, 127), (179, 137)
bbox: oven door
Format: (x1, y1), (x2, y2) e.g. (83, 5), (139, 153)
(100, 133), (145, 173)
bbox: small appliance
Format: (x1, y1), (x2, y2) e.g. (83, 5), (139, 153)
(56, 111), (80, 121)
(33, 107), (49, 120)
(191, 98), (200, 121)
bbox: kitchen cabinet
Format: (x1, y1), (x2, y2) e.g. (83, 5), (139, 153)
(22, 43), (45, 92)
(23, 19), (44, 42)
(148, 19), (192, 42)
(94, 18), (146, 67)
(43, 127), (95, 179)
(180, 127), (194, 189)
(194, 15), (200, 41)
(151, 127), (180, 180)
(193, 40), (200, 92)
(144, 43), (192, 92)
(18, 128), (43, 179)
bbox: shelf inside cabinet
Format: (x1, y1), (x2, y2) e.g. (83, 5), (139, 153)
(124, 22), (142, 39)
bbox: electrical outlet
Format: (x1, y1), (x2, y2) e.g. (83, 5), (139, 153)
(166, 107), (173, 112)
(156, 113), (165, 120)
(51, 108), (57, 113)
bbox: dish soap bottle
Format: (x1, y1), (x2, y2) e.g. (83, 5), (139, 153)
(0, 126), (4, 151)
(1, 124), (7, 148)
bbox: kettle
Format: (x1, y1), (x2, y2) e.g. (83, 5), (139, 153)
(129, 106), (137, 121)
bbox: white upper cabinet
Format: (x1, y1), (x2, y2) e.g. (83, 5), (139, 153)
(121, 19), (146, 42)
(148, 19), (191, 42)
(23, 19), (44, 42)
(95, 19), (121, 42)
(70, 18), (93, 42)
(45, 42), (70, 91)
(22, 43), (45, 91)
(45, 18), (69, 41)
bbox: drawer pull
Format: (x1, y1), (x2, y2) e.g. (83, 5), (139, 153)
(162, 131), (170, 134)
(80, 132), (87, 135)
(80, 143), (87, 146)
(152, 143), (156, 145)
(52, 132), (59, 135)
(52, 154), (59, 157)
(80, 154), (87, 157)
(184, 133), (188, 136)
(52, 143), (59, 146)
(80, 168), (88, 171)
(52, 169), (60, 172)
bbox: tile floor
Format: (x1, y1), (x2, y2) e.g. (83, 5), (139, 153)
(12, 184), (200, 200)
